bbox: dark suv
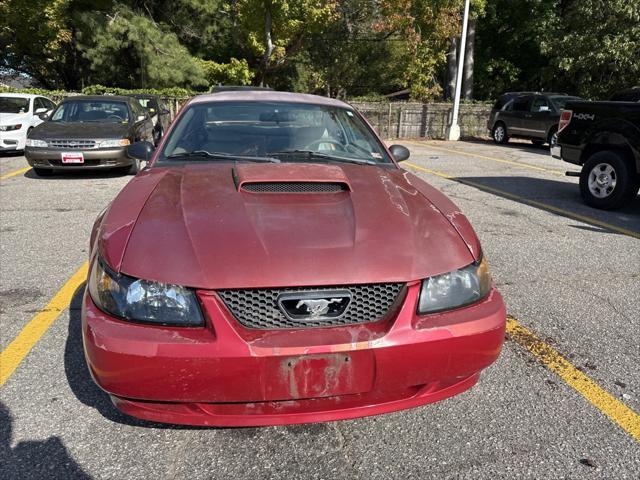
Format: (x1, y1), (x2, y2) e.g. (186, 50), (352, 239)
(129, 94), (171, 146)
(488, 92), (581, 146)
(25, 95), (154, 176)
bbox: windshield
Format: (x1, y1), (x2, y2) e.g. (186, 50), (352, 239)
(158, 101), (392, 164)
(0, 96), (30, 114)
(50, 100), (130, 123)
(549, 96), (581, 110)
(136, 98), (158, 113)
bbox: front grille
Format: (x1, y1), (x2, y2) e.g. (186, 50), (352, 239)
(218, 283), (405, 329)
(241, 182), (348, 193)
(49, 139), (96, 149)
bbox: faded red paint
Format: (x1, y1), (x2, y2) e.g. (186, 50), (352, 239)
(82, 91), (506, 426)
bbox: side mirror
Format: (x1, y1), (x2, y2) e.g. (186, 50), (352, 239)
(137, 114), (147, 122)
(127, 141), (155, 161)
(35, 107), (48, 114)
(389, 144), (410, 162)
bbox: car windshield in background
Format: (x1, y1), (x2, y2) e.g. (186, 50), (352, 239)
(136, 98), (159, 113)
(549, 96), (581, 110)
(159, 101), (392, 164)
(50, 100), (130, 123)
(0, 96), (29, 113)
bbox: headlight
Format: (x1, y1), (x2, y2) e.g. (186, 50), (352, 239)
(88, 258), (204, 326)
(98, 138), (130, 148)
(418, 256), (492, 314)
(26, 139), (48, 147)
(0, 124), (22, 131)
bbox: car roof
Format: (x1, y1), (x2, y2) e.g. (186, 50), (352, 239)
(500, 91), (570, 97)
(190, 90), (352, 109)
(0, 93), (45, 99)
(60, 95), (133, 103)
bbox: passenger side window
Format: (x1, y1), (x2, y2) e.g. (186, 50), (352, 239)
(512, 96), (532, 112)
(44, 99), (56, 111)
(34, 98), (45, 112)
(531, 97), (550, 113)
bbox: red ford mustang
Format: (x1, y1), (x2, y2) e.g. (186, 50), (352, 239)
(82, 90), (506, 427)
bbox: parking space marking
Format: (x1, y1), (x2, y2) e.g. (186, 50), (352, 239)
(0, 166), (31, 180)
(507, 316), (640, 442)
(403, 161), (640, 240)
(0, 262), (88, 386)
(402, 140), (568, 176)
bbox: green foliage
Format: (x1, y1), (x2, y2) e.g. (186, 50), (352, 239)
(1, 0), (637, 100)
(546, 0), (640, 99)
(199, 59), (254, 86)
(80, 85), (195, 97)
(77, 5), (207, 89)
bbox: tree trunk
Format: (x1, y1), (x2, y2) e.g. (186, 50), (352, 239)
(259, 0), (274, 86)
(462, 18), (476, 100)
(446, 37), (457, 100)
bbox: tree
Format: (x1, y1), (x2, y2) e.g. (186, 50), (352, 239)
(474, 0), (558, 100)
(546, 0), (640, 99)
(234, 0), (338, 85)
(77, 5), (207, 89)
(0, 0), (106, 89)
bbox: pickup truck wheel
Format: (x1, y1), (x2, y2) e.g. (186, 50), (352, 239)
(492, 123), (509, 144)
(548, 128), (558, 146)
(580, 151), (639, 209)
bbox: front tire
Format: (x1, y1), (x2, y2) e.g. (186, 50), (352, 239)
(579, 151), (639, 210)
(492, 123), (509, 144)
(548, 127), (559, 147)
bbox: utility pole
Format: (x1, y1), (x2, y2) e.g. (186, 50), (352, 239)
(446, 0), (470, 141)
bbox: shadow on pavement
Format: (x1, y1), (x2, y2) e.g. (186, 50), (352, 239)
(0, 401), (91, 479)
(456, 175), (640, 235)
(24, 168), (129, 181)
(459, 138), (552, 157)
(64, 284), (205, 430)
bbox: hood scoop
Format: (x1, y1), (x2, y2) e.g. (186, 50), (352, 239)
(234, 163), (351, 193)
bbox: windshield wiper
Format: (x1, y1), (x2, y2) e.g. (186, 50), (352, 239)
(166, 151), (280, 163)
(268, 150), (377, 165)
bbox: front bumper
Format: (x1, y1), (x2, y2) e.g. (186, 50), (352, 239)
(82, 281), (506, 427)
(25, 146), (132, 170)
(0, 131), (27, 151)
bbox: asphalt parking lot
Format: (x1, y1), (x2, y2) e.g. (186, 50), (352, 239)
(1, 140), (638, 479)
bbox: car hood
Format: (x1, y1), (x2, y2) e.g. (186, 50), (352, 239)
(0, 112), (29, 125)
(99, 163), (476, 289)
(30, 121), (129, 139)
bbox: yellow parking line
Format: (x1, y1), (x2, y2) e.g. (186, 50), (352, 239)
(0, 262), (88, 386)
(0, 166), (31, 180)
(402, 140), (567, 176)
(403, 161), (640, 240)
(507, 316), (640, 442)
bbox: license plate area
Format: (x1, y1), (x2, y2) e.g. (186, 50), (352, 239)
(61, 152), (84, 164)
(263, 352), (375, 400)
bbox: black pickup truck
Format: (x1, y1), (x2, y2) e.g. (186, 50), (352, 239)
(552, 87), (640, 209)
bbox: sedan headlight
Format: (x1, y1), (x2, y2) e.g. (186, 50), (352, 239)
(418, 256), (492, 314)
(88, 258), (204, 326)
(26, 138), (48, 147)
(0, 124), (22, 131)
(98, 139), (130, 148)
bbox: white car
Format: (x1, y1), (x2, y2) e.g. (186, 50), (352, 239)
(0, 93), (56, 153)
